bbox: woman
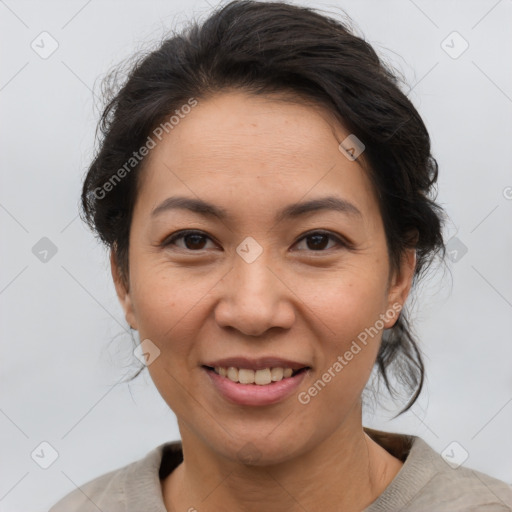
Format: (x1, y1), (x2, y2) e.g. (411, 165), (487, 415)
(49, 1), (512, 510)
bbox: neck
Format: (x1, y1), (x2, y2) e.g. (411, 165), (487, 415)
(162, 405), (403, 512)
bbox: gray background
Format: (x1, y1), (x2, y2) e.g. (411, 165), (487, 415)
(1, 0), (511, 510)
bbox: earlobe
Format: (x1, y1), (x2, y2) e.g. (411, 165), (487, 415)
(110, 250), (138, 331)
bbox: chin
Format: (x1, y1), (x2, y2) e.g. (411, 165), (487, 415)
(217, 433), (306, 467)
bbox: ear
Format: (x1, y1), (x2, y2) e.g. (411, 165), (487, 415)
(383, 246), (416, 329)
(110, 250), (138, 331)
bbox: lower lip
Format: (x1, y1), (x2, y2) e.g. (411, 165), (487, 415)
(203, 367), (309, 406)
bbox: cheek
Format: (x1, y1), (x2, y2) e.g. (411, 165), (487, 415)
(129, 256), (213, 332)
(296, 278), (384, 419)
(128, 265), (188, 357)
(291, 263), (388, 402)
(293, 264), (389, 343)
(128, 261), (210, 412)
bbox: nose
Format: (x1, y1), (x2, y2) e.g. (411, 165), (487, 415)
(214, 253), (295, 337)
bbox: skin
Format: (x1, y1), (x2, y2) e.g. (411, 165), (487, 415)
(112, 90), (416, 512)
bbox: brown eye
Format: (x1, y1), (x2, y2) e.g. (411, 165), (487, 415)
(305, 233), (330, 250)
(295, 231), (345, 252)
(182, 233), (208, 250)
(163, 230), (216, 251)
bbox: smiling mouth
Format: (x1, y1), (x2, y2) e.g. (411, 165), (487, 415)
(202, 365), (309, 385)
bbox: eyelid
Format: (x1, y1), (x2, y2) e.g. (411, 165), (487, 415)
(293, 229), (349, 251)
(162, 229), (220, 250)
(162, 229), (351, 252)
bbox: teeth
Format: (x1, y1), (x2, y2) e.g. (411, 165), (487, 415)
(227, 367), (238, 382)
(255, 368), (271, 385)
(239, 368), (255, 384)
(283, 368), (293, 378)
(213, 366), (300, 384)
(271, 367), (283, 381)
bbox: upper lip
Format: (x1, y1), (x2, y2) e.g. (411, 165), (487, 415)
(202, 357), (311, 371)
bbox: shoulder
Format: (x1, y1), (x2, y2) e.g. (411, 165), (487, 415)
(48, 463), (129, 512)
(48, 441), (182, 512)
(410, 438), (512, 511)
(364, 430), (512, 512)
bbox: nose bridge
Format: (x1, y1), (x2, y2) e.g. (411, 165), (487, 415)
(235, 249), (274, 298)
(215, 244), (294, 336)
(232, 234), (276, 298)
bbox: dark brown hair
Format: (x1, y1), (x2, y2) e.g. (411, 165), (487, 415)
(81, 0), (447, 415)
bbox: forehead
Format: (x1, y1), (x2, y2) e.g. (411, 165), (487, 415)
(152, 91), (347, 169)
(137, 90), (380, 222)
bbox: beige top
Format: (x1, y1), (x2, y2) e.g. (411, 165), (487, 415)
(49, 428), (512, 511)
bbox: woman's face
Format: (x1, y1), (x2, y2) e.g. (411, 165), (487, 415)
(113, 90), (415, 464)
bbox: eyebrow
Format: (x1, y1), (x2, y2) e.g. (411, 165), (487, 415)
(151, 195), (362, 222)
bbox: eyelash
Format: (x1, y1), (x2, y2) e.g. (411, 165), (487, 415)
(162, 229), (349, 253)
